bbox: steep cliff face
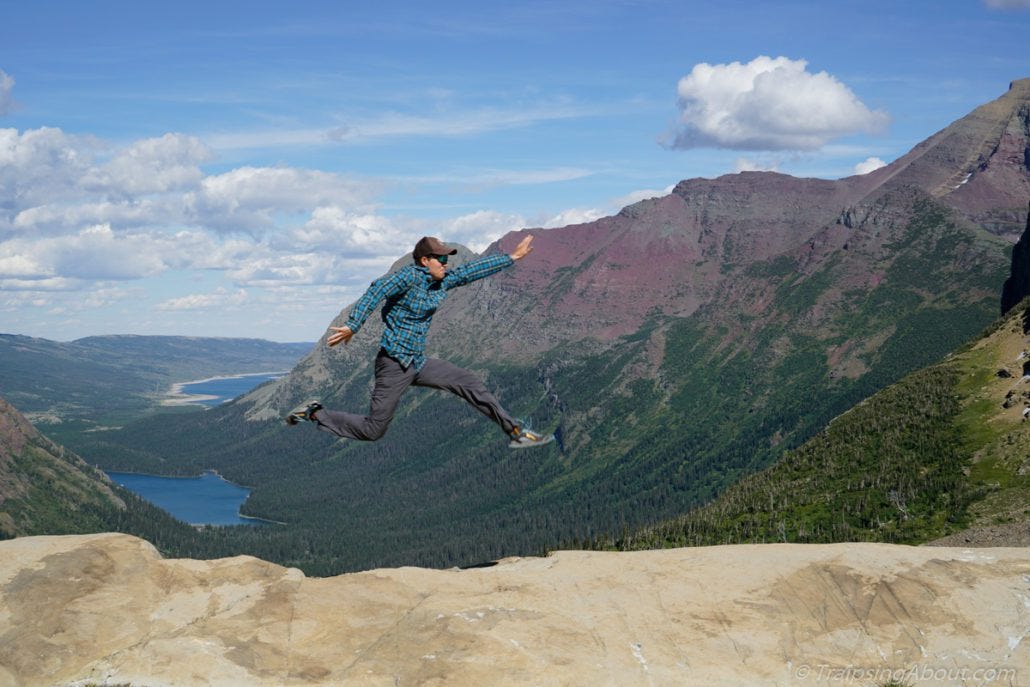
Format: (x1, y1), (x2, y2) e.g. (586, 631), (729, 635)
(1002, 203), (1030, 314)
(0, 397), (124, 537)
(1, 533), (1026, 687)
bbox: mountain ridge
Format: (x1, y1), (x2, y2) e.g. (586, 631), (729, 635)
(0, 333), (312, 433)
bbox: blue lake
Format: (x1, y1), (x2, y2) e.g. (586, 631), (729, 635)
(176, 372), (285, 407)
(117, 372), (287, 524)
(106, 471), (272, 526)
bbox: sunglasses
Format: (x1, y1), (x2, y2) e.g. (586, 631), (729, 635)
(430, 254), (448, 265)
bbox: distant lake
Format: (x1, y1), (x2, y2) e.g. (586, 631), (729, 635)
(168, 371), (285, 407)
(106, 471), (273, 526)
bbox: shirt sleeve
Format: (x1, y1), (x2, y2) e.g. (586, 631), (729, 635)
(345, 268), (415, 334)
(442, 253), (514, 290)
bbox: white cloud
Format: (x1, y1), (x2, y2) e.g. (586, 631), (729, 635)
(187, 235), (268, 271)
(0, 252), (41, 278)
(50, 224), (169, 280)
(529, 185), (679, 231)
(0, 125), (587, 287)
(394, 166), (593, 189)
(0, 122), (575, 339)
(1, 224), (170, 281)
(666, 56), (890, 151)
(0, 276), (82, 292)
(471, 167), (593, 187)
(0, 128), (382, 239)
(80, 286), (136, 309)
(0, 127), (100, 215)
(611, 185), (677, 209)
(226, 252), (345, 287)
(542, 207), (604, 228)
(440, 210), (526, 251)
(206, 103), (591, 151)
(0, 70), (14, 116)
(89, 133), (211, 196)
(157, 288), (248, 311)
(853, 156), (887, 175)
(735, 157), (781, 173)
(188, 166), (378, 234)
(287, 207), (409, 257)
(13, 199), (167, 235)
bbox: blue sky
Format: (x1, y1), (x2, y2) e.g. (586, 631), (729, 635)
(2, 0), (1028, 342)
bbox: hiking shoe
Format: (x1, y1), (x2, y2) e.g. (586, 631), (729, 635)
(286, 402), (323, 425)
(509, 426), (555, 449)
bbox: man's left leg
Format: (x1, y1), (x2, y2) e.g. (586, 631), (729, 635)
(413, 358), (519, 435)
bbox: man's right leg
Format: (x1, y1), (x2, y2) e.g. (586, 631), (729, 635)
(312, 351), (414, 441)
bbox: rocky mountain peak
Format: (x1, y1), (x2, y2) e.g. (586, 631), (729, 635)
(876, 76), (1030, 237)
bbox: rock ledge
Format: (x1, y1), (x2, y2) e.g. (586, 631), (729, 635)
(0, 533), (1026, 686)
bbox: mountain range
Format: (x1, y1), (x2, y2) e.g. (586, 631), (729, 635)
(0, 334), (310, 435)
(21, 79), (1030, 574)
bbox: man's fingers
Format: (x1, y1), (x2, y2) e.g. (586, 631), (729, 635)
(327, 327), (352, 347)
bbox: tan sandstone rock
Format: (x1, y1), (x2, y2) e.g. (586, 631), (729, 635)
(0, 533), (1026, 686)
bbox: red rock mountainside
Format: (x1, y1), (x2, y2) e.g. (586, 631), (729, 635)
(465, 78), (1030, 351)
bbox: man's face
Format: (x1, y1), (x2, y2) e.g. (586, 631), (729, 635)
(420, 255), (447, 280)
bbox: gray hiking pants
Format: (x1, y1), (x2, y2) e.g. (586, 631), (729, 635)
(314, 350), (519, 441)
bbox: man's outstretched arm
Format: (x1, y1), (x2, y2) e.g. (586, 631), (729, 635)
(443, 235), (536, 289)
(327, 269), (415, 347)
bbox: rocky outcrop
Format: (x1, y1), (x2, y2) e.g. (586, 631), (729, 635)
(1, 533), (1026, 687)
(1002, 202), (1030, 314)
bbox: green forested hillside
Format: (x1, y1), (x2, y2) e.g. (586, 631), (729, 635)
(599, 300), (1030, 551)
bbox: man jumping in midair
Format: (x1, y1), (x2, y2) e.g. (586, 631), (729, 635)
(286, 234), (554, 449)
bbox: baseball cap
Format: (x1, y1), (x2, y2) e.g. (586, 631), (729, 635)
(413, 236), (458, 261)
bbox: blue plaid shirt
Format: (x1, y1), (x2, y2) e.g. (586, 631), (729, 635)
(345, 253), (514, 370)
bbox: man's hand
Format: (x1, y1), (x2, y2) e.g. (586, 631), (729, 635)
(327, 326), (354, 347)
(510, 234), (535, 261)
